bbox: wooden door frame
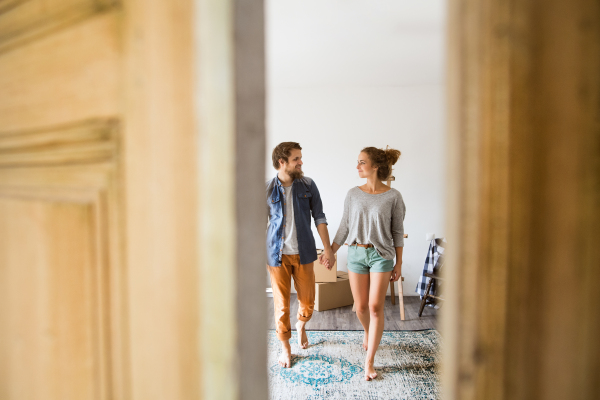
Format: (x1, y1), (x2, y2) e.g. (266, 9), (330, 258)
(194, 0), (267, 399)
(443, 0), (600, 399)
(123, 0), (267, 399)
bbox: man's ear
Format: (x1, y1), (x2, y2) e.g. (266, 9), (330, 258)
(278, 158), (285, 168)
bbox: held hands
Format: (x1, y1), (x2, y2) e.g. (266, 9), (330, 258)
(318, 248), (336, 270)
(390, 262), (402, 282)
(318, 253), (328, 268)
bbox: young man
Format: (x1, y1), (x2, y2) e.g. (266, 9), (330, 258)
(266, 142), (335, 368)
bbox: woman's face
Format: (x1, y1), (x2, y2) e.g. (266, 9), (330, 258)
(357, 152), (377, 179)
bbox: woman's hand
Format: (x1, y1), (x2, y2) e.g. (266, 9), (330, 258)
(319, 248), (335, 270)
(390, 262), (402, 282)
(318, 253), (329, 269)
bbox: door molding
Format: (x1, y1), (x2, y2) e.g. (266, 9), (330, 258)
(0, 118), (126, 400)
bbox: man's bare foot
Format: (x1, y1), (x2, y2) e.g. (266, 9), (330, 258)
(365, 358), (377, 381)
(296, 320), (309, 349)
(278, 341), (292, 368)
(362, 332), (369, 351)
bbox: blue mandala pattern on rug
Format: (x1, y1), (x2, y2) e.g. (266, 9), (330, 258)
(272, 354), (363, 386)
(268, 330), (441, 400)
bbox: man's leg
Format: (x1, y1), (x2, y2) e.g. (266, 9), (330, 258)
(268, 256), (293, 367)
(292, 256), (315, 349)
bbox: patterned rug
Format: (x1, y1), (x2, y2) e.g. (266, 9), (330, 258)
(268, 330), (441, 400)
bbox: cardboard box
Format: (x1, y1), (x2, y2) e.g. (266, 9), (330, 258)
(314, 271), (354, 311)
(314, 249), (337, 283)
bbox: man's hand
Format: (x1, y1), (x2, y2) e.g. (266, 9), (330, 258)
(318, 249), (335, 270)
(390, 262), (402, 282)
(318, 253), (329, 267)
(323, 248), (335, 270)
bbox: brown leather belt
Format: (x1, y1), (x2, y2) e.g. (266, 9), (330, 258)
(352, 243), (374, 248)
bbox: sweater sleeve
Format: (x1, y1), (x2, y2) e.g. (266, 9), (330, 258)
(333, 191), (351, 246)
(391, 192), (406, 247)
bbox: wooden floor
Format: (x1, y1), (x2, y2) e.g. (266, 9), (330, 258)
(267, 294), (438, 331)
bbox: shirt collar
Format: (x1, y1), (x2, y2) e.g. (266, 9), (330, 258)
(275, 174), (297, 188)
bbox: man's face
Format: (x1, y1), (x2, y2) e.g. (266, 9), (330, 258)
(280, 149), (303, 179)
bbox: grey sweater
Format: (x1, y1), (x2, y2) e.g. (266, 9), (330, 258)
(333, 187), (406, 260)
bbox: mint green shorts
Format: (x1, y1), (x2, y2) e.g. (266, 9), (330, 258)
(347, 245), (394, 274)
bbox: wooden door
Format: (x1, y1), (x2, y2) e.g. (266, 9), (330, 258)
(0, 0), (268, 399)
(0, 1), (199, 399)
(0, 2), (124, 399)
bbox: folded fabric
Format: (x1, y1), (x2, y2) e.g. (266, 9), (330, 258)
(415, 238), (446, 308)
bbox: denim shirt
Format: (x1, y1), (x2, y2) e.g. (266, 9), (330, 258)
(266, 175), (327, 266)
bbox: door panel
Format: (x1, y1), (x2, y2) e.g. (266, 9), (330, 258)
(0, 0), (207, 398)
(0, 0), (115, 53)
(0, 120), (121, 399)
(0, 10), (120, 131)
(0, 199), (97, 400)
(0, 2), (122, 396)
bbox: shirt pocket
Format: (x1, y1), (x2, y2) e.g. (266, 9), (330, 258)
(297, 191), (312, 211)
(268, 196), (283, 222)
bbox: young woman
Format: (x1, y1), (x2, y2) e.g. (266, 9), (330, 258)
(328, 146), (405, 381)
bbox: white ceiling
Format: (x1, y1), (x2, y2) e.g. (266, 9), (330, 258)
(266, 0), (447, 88)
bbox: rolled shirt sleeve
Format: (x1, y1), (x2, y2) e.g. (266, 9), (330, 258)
(309, 180), (328, 227)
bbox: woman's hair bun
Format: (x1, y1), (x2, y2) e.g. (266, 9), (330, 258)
(361, 146), (401, 181)
(384, 148), (401, 166)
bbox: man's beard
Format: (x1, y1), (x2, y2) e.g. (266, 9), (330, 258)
(287, 166), (304, 180)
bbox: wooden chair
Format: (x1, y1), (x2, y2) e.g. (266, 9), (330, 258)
(389, 236), (406, 321)
(418, 272), (444, 317)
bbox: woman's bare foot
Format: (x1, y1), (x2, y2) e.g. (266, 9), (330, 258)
(364, 359), (377, 381)
(278, 341), (292, 368)
(362, 332), (369, 351)
(295, 320), (309, 349)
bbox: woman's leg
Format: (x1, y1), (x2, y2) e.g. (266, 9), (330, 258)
(365, 270), (393, 380)
(348, 270), (371, 350)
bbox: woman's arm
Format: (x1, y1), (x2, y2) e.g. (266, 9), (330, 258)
(319, 191), (350, 267)
(331, 241), (342, 255)
(331, 192), (351, 250)
(390, 246), (403, 282)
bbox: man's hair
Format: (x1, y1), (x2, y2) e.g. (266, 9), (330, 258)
(272, 142), (302, 170)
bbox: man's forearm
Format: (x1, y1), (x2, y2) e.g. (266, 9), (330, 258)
(316, 223), (333, 251)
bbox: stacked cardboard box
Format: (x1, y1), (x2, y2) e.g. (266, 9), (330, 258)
(315, 271), (354, 312)
(314, 249), (337, 282)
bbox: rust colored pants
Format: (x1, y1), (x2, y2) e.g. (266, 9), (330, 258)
(268, 254), (315, 341)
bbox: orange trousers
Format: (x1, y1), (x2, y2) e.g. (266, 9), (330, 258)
(268, 254), (315, 341)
